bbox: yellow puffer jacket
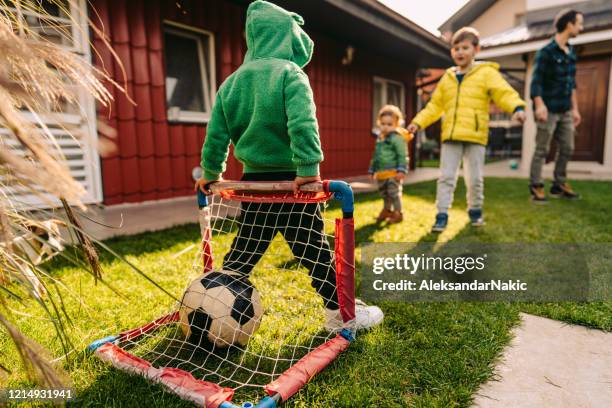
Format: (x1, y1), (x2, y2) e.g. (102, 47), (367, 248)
(412, 62), (525, 145)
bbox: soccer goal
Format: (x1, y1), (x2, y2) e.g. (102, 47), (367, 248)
(87, 180), (357, 407)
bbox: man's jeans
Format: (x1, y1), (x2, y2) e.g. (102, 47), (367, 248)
(436, 142), (486, 214)
(530, 110), (574, 185)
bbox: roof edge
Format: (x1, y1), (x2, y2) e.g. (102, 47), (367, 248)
(479, 27), (612, 58)
(323, 0), (449, 61)
(438, 0), (496, 33)
(367, 0), (449, 47)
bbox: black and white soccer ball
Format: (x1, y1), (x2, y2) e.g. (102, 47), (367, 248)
(179, 271), (263, 348)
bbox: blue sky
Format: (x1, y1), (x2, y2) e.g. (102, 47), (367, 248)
(378, 0), (470, 34)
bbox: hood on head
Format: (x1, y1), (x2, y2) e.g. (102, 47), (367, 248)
(244, 0), (313, 67)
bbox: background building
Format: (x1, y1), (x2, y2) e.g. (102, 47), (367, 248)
(93, 0), (450, 205)
(441, 0), (612, 175)
(1, 0), (450, 207)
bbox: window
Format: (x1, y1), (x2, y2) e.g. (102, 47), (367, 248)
(0, 1), (79, 50)
(163, 23), (215, 123)
(372, 77), (406, 126)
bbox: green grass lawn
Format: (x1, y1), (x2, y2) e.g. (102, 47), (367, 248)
(1, 177), (610, 407)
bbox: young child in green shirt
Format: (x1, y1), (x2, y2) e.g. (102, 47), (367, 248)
(369, 105), (408, 224)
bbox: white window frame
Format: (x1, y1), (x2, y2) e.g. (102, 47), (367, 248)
(0, 0), (103, 208)
(373, 76), (406, 112)
(372, 76), (406, 126)
(163, 21), (216, 124)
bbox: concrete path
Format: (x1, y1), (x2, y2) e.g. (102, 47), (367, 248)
(473, 313), (612, 408)
(77, 160), (612, 240)
(80, 168), (440, 240)
(79, 196), (199, 240)
(481, 159), (612, 181)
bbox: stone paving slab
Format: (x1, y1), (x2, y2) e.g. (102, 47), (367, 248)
(473, 313), (612, 408)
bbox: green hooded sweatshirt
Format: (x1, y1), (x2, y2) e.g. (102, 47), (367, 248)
(200, 0), (322, 180)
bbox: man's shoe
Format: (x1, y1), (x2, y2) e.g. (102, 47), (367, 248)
(376, 209), (393, 222)
(468, 208), (485, 227)
(387, 211), (403, 224)
(431, 213), (448, 233)
(324, 299), (384, 331)
(529, 183), (547, 203)
(550, 183), (580, 200)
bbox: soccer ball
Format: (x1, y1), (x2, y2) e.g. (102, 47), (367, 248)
(179, 271), (263, 348)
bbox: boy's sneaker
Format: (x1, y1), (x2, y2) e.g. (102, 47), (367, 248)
(529, 183), (547, 203)
(468, 208), (485, 227)
(550, 183), (580, 200)
(431, 213), (448, 233)
(324, 299), (384, 331)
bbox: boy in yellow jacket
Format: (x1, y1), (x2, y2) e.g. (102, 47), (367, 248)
(407, 27), (526, 232)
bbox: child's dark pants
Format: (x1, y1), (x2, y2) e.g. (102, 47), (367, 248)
(222, 172), (339, 310)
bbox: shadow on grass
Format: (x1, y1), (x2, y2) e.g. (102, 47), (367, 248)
(73, 363), (194, 407)
(354, 220), (385, 244)
(48, 216), (244, 272)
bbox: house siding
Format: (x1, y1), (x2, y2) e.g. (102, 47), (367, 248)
(92, 0), (415, 205)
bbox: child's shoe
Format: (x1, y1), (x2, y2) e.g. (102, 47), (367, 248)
(324, 299), (384, 331)
(468, 208), (485, 227)
(376, 209), (393, 222)
(529, 183), (547, 203)
(355, 299), (384, 329)
(387, 211), (403, 224)
(550, 183), (580, 200)
(431, 213), (448, 233)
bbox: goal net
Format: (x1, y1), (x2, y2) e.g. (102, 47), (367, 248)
(88, 180), (356, 408)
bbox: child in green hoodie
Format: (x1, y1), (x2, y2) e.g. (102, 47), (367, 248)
(195, 0), (383, 331)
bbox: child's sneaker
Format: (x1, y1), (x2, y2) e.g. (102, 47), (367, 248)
(468, 208), (485, 227)
(376, 209), (392, 222)
(324, 299), (384, 331)
(529, 183), (547, 203)
(387, 211), (403, 224)
(355, 299), (384, 329)
(550, 183), (580, 200)
(431, 213), (448, 233)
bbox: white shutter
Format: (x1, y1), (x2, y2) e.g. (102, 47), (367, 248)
(0, 0), (102, 208)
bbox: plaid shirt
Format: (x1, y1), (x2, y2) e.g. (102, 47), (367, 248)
(530, 38), (577, 113)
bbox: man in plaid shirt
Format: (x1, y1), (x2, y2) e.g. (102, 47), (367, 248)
(529, 9), (584, 202)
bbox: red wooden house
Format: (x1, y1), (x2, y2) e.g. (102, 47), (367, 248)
(2, 0), (448, 206)
(91, 0), (449, 205)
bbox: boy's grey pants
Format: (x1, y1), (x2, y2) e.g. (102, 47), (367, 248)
(529, 110), (574, 185)
(377, 178), (402, 212)
(436, 142), (485, 213)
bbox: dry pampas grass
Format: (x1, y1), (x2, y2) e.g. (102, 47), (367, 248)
(0, 0), (125, 390)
